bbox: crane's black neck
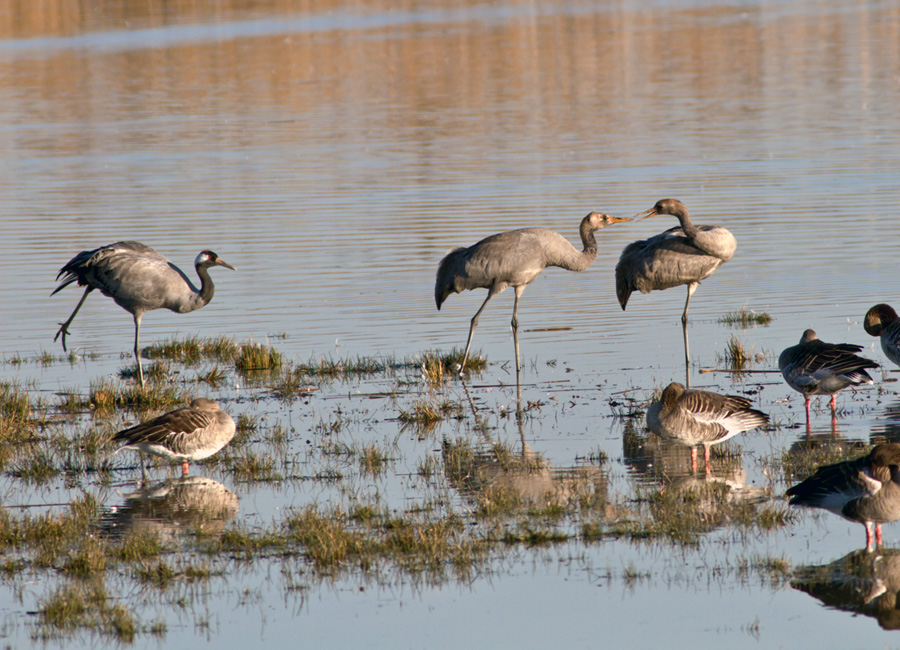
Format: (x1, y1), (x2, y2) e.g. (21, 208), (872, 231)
(579, 221), (599, 258)
(195, 263), (216, 307)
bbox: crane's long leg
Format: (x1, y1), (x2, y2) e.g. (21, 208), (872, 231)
(681, 282), (698, 325)
(682, 320), (691, 385)
(461, 292), (494, 372)
(681, 282), (698, 370)
(133, 314), (145, 388)
(511, 286), (524, 373)
(54, 286), (93, 352)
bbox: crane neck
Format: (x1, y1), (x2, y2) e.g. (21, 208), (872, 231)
(675, 209), (700, 239)
(558, 222), (598, 272)
(194, 263), (216, 308)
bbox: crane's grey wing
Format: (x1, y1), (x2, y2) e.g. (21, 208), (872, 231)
(53, 242), (166, 295)
(616, 228), (723, 306)
(435, 229), (552, 307)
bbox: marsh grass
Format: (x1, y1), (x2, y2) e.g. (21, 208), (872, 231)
(56, 388), (88, 414)
(232, 413), (259, 447)
(229, 450), (280, 482)
(144, 335), (239, 365)
(356, 442), (392, 477)
(295, 355), (388, 378)
(89, 378), (191, 413)
(718, 307), (773, 327)
(420, 349), (487, 383)
(196, 365), (227, 387)
(36, 581), (136, 643)
(0, 380), (42, 443)
(282, 504), (484, 578)
(235, 342), (283, 371)
(716, 335), (749, 370)
(398, 398), (464, 424)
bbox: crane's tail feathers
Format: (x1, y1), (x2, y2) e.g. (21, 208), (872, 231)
(50, 274), (79, 295)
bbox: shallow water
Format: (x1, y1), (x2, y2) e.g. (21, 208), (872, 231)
(2, 0), (900, 646)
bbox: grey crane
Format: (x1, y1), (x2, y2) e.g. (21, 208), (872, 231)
(778, 329), (879, 422)
(435, 212), (630, 373)
(865, 304), (900, 368)
(646, 382), (769, 473)
(787, 443), (900, 551)
(52, 241), (235, 386)
(615, 199), (736, 365)
(111, 398), (236, 478)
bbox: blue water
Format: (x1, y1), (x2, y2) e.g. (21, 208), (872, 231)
(1, 0), (900, 646)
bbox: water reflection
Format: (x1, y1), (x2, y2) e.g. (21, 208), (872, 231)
(870, 400), (900, 445)
(101, 476), (239, 543)
(793, 549), (900, 630)
(442, 417), (607, 513)
(623, 422), (768, 531)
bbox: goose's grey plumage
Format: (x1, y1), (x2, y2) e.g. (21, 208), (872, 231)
(52, 241), (235, 386)
(646, 382), (769, 472)
(865, 304), (900, 368)
(616, 199), (736, 323)
(787, 443), (900, 550)
(112, 398), (236, 476)
(435, 212), (630, 372)
(779, 329), (879, 421)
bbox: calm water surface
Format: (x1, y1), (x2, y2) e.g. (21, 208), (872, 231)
(2, 0), (900, 646)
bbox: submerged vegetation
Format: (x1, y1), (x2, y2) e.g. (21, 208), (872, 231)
(717, 306), (773, 327)
(0, 334), (815, 643)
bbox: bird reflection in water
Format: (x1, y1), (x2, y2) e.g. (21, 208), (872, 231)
(623, 419), (769, 533)
(101, 476), (239, 544)
(442, 403), (608, 514)
(869, 400), (900, 446)
(793, 549), (900, 630)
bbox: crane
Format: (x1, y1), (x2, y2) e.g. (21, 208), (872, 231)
(52, 241), (235, 386)
(435, 212), (630, 373)
(616, 199), (736, 365)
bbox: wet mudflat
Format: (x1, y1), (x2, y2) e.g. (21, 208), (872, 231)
(2, 0), (900, 646)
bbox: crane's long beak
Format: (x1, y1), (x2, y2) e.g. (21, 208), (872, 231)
(632, 207), (659, 222)
(217, 259), (236, 271)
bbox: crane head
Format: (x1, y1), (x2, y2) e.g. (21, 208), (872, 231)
(195, 250), (236, 271)
(633, 198), (688, 222)
(583, 212), (632, 230)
